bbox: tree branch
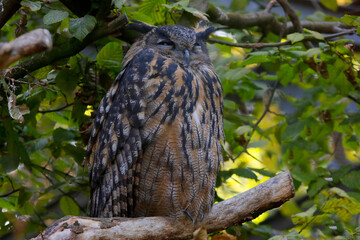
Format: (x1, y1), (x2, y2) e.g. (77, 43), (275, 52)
(277, 0), (313, 48)
(0, 29), (52, 71)
(2, 13), (129, 80)
(32, 171), (295, 240)
(0, 0), (21, 30)
(209, 29), (357, 49)
(207, 3), (353, 35)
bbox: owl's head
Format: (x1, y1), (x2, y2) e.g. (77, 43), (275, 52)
(129, 21), (214, 67)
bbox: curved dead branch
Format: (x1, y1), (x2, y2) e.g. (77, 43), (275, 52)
(32, 171), (295, 240)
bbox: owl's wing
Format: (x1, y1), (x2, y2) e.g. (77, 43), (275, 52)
(87, 49), (154, 217)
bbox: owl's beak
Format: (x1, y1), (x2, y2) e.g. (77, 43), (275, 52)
(184, 49), (190, 65)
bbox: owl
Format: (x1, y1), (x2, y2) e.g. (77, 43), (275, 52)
(87, 21), (224, 225)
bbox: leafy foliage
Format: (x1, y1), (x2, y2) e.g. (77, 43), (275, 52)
(0, 0), (360, 239)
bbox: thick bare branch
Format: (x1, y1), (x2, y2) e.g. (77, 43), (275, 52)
(32, 171), (295, 240)
(0, 29), (52, 71)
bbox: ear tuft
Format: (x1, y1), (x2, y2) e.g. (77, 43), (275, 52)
(195, 21), (215, 39)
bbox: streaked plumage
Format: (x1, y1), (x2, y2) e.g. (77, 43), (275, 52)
(87, 22), (224, 224)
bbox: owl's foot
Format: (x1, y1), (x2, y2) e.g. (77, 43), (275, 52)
(193, 227), (207, 240)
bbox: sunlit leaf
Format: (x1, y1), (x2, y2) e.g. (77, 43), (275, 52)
(320, 0), (337, 11)
(60, 196), (80, 215)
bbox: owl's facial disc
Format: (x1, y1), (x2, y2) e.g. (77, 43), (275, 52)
(144, 25), (211, 67)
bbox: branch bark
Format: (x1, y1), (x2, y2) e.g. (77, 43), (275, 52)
(0, 0), (21, 30)
(3, 13), (129, 80)
(32, 171), (295, 240)
(0, 29), (52, 71)
(206, 3), (353, 35)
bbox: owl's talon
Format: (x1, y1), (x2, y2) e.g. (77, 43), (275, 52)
(183, 209), (194, 223)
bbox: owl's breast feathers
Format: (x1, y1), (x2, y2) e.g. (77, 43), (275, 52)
(88, 48), (224, 223)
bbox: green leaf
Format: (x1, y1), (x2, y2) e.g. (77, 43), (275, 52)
(248, 168), (275, 177)
(230, 0), (248, 11)
(292, 205), (317, 225)
(307, 178), (327, 197)
(113, 0), (126, 9)
(277, 63), (296, 86)
(18, 188), (32, 207)
(322, 197), (360, 221)
(0, 198), (16, 211)
(231, 168), (258, 181)
(43, 10), (69, 25)
(55, 69), (78, 95)
(240, 55), (273, 66)
(223, 99), (237, 110)
(21, 0), (41, 11)
(247, 140), (267, 149)
(291, 169), (317, 185)
(235, 125), (251, 135)
(69, 15), (97, 41)
(320, 0), (337, 11)
(162, 0), (209, 20)
(63, 144), (86, 165)
(282, 121), (305, 141)
(31, 65), (52, 79)
(304, 29), (324, 40)
(1, 118), (20, 172)
(340, 14), (360, 26)
(340, 171), (360, 191)
(60, 196), (79, 215)
(139, 0), (166, 24)
(96, 42), (123, 72)
(305, 48), (322, 58)
(287, 33), (305, 44)
(53, 128), (75, 144)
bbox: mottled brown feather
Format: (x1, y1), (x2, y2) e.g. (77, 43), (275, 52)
(87, 24), (224, 224)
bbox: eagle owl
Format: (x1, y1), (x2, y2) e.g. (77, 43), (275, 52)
(87, 22), (224, 224)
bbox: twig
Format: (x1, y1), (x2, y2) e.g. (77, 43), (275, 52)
(347, 95), (360, 105)
(0, 188), (20, 197)
(265, 0), (278, 12)
(38, 103), (74, 113)
(251, 80), (280, 136)
(208, 29), (357, 49)
(233, 80), (280, 160)
(208, 38), (289, 49)
(276, 0), (313, 48)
